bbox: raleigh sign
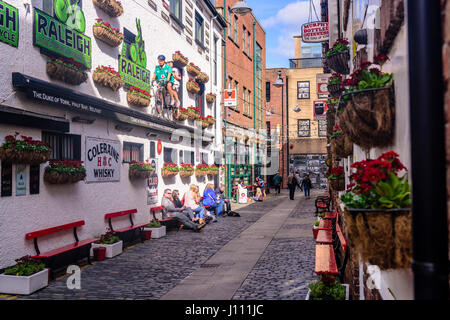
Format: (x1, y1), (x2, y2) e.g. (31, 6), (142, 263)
(85, 137), (121, 183)
(0, 1), (18, 47)
(301, 22), (329, 43)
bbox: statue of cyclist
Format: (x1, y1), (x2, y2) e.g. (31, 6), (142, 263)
(151, 55), (178, 108)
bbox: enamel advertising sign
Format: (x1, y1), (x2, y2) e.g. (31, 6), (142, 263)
(301, 22), (329, 43)
(85, 137), (121, 183)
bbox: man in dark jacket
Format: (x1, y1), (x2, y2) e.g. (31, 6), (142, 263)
(215, 184), (231, 215)
(300, 175), (313, 199)
(161, 189), (205, 231)
(273, 172), (282, 195)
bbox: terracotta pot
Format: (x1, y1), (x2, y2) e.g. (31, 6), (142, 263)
(92, 0), (124, 17)
(93, 24), (123, 47)
(172, 53), (189, 67)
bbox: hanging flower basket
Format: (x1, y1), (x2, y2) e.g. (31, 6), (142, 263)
(205, 115), (215, 126)
(328, 177), (345, 191)
(179, 163), (194, 177)
(326, 107), (336, 136)
(327, 50), (350, 74)
(46, 57), (87, 85)
(198, 116), (210, 128)
(186, 79), (200, 94)
(187, 107), (200, 121)
(93, 65), (124, 91)
(327, 73), (343, 98)
(161, 162), (179, 178)
(195, 164), (209, 177)
(0, 134), (51, 164)
(338, 86), (395, 149)
(127, 86), (151, 108)
(92, 0), (124, 17)
(93, 19), (123, 47)
(186, 63), (201, 77)
(172, 51), (189, 67)
(206, 93), (216, 104)
(208, 165), (219, 176)
(174, 107), (189, 121)
(197, 72), (209, 84)
(330, 131), (352, 158)
(129, 161), (154, 179)
(44, 160), (86, 184)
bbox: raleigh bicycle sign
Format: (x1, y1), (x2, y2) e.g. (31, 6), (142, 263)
(0, 1), (19, 48)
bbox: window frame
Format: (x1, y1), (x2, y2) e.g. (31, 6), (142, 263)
(233, 15), (238, 43)
(298, 119), (311, 138)
(42, 131), (81, 161)
(170, 0), (183, 27)
(163, 147), (178, 164)
(123, 141), (144, 163)
(318, 118), (327, 137)
(266, 81), (270, 102)
(297, 81), (310, 100)
(195, 11), (204, 47)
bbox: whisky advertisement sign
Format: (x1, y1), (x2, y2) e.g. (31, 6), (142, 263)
(85, 137), (121, 183)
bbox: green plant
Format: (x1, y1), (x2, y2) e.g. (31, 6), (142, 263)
(4, 256), (45, 276)
(1, 133), (51, 153)
(373, 173), (411, 209)
(317, 212), (325, 218)
(325, 38), (349, 57)
(96, 230), (120, 245)
(341, 61), (393, 92)
(314, 220), (320, 227)
(308, 276), (346, 300)
(146, 221), (161, 228)
(45, 160), (86, 175)
(130, 160), (153, 171)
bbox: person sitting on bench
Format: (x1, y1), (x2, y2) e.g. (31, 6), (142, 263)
(172, 189), (196, 222)
(161, 189), (205, 232)
(253, 187), (264, 202)
(215, 184), (231, 216)
(203, 184), (223, 222)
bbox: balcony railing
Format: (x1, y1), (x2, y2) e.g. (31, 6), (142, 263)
(289, 58), (323, 69)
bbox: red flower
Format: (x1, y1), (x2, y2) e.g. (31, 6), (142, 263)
(374, 55), (390, 64)
(360, 61), (372, 69)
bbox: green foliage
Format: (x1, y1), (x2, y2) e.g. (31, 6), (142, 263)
(317, 212), (325, 218)
(308, 278), (346, 300)
(4, 256), (45, 277)
(356, 69), (393, 91)
(146, 221), (161, 228)
(314, 220), (320, 227)
(373, 173), (411, 209)
(96, 230), (120, 245)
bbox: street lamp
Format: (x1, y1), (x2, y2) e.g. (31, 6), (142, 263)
(230, 0), (252, 16)
(273, 70), (286, 186)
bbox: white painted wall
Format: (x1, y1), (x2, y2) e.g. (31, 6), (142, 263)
(0, 0), (224, 268)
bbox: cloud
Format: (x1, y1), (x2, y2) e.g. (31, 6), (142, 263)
(262, 0), (321, 29)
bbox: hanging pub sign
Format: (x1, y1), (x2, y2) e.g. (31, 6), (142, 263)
(119, 19), (151, 92)
(85, 137), (121, 183)
(313, 100), (328, 120)
(33, 1), (91, 68)
(0, 1), (19, 47)
(301, 22), (329, 43)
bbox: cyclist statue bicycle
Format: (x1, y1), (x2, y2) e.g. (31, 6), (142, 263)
(151, 55), (180, 109)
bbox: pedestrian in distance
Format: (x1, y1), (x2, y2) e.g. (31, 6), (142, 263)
(287, 171), (296, 200)
(255, 176), (266, 198)
(295, 171), (303, 191)
(301, 174), (313, 199)
(273, 172), (282, 195)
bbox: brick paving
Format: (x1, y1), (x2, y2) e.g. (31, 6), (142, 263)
(19, 194), (290, 300)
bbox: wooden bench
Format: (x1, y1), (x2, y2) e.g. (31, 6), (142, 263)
(316, 229), (334, 244)
(318, 219), (332, 230)
(315, 244), (338, 275)
(150, 206), (181, 229)
(315, 196), (330, 213)
(26, 220), (99, 279)
(105, 209), (148, 246)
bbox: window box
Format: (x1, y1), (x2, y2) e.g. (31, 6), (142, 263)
(93, 65), (124, 92)
(127, 87), (151, 108)
(187, 63), (201, 77)
(196, 72), (209, 84)
(172, 51), (189, 67)
(44, 160), (86, 184)
(46, 57), (87, 86)
(129, 161), (154, 179)
(92, 0), (124, 18)
(0, 268), (49, 295)
(0, 134), (51, 164)
(93, 19), (123, 47)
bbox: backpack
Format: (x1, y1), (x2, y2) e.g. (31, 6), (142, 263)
(227, 210), (241, 217)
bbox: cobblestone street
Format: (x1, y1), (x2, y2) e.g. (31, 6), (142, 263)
(14, 189), (319, 300)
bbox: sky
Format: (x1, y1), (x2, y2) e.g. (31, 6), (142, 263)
(246, 0), (322, 68)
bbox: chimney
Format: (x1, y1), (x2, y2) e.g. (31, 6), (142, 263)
(294, 36), (302, 59)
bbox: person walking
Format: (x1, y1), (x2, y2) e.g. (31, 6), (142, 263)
(287, 171), (296, 200)
(273, 172), (282, 195)
(295, 171), (303, 191)
(301, 174), (313, 199)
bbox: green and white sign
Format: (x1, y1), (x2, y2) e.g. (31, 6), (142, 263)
(120, 19), (150, 92)
(0, 1), (19, 48)
(33, 4), (91, 68)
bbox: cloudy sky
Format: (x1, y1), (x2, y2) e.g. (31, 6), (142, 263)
(246, 0), (322, 68)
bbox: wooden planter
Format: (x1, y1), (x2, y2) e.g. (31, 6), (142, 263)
(161, 169), (178, 178)
(93, 24), (123, 47)
(0, 148), (51, 164)
(187, 109), (199, 121)
(46, 61), (87, 85)
(200, 121), (209, 128)
(175, 110), (189, 121)
(186, 64), (201, 77)
(338, 87), (395, 149)
(44, 171), (86, 184)
(206, 118), (216, 126)
(326, 108), (336, 136)
(92, 0), (124, 17)
(208, 170), (219, 176)
(344, 208), (412, 269)
(93, 70), (124, 91)
(328, 177), (345, 191)
(129, 169), (153, 179)
(330, 134), (353, 158)
(195, 170), (208, 177)
(186, 82), (200, 94)
(326, 50), (350, 74)
(197, 72), (209, 84)
(127, 91), (150, 108)
(172, 53), (189, 67)
(179, 170), (194, 178)
(206, 94), (216, 104)
(327, 83), (342, 98)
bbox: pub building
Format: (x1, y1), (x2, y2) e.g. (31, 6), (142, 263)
(0, 0), (226, 269)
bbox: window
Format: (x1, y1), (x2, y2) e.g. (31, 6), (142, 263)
(170, 0), (182, 22)
(123, 142), (143, 163)
(150, 141), (156, 158)
(266, 121), (271, 137)
(266, 81), (270, 102)
(164, 147), (178, 163)
(247, 31), (251, 56)
(297, 81), (310, 99)
(298, 119), (311, 137)
(234, 80), (239, 110)
(42, 132), (81, 160)
(228, 76), (233, 89)
(243, 86), (247, 114)
(247, 90), (251, 115)
(242, 26), (246, 52)
(318, 119), (327, 137)
(227, 8), (231, 38)
(184, 150), (194, 165)
(195, 11), (204, 46)
(213, 36), (218, 85)
(234, 15), (238, 43)
(201, 152), (208, 164)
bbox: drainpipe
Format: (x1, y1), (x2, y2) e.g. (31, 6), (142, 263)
(286, 75), (289, 179)
(224, 0), (228, 198)
(407, 0), (449, 299)
(253, 20), (256, 179)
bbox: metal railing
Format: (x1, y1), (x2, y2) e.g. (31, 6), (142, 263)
(289, 58), (323, 69)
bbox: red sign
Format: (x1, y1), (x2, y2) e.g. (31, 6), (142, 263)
(301, 22), (329, 43)
(157, 140), (162, 155)
(313, 100), (328, 120)
(224, 89), (237, 107)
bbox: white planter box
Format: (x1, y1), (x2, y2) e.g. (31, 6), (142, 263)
(306, 284), (349, 300)
(0, 268), (49, 295)
(145, 226), (166, 238)
(90, 241), (123, 258)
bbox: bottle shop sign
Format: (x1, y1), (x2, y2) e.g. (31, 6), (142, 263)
(301, 22), (329, 43)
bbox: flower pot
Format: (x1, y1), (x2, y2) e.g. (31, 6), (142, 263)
(93, 70), (124, 91)
(326, 50), (350, 74)
(327, 83), (342, 98)
(0, 268), (49, 295)
(305, 284), (349, 300)
(93, 247), (106, 261)
(312, 226), (319, 239)
(326, 109), (336, 136)
(179, 170), (194, 178)
(186, 64), (200, 77)
(172, 53), (189, 67)
(328, 177), (345, 191)
(93, 24), (123, 47)
(46, 61), (87, 85)
(129, 169), (153, 179)
(91, 241), (123, 259)
(144, 226), (166, 239)
(330, 134), (352, 158)
(186, 82), (200, 94)
(92, 0), (124, 17)
(127, 91), (150, 108)
(344, 208), (412, 270)
(142, 230), (152, 241)
(0, 148), (51, 164)
(338, 86), (395, 149)
(195, 170), (208, 177)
